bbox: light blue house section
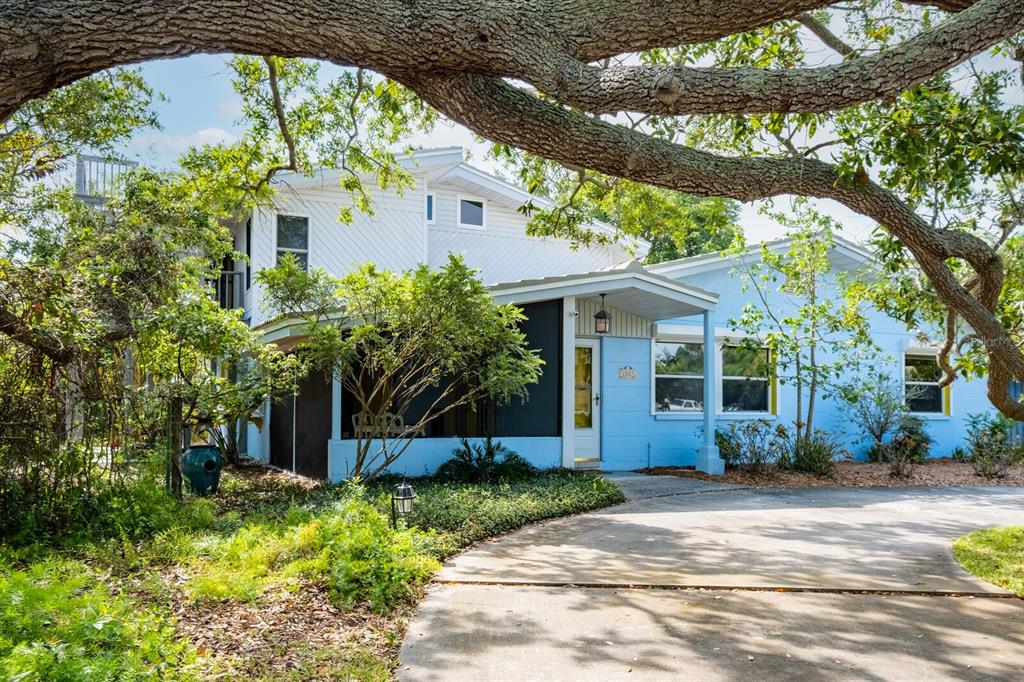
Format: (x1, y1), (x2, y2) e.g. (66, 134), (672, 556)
(327, 437), (562, 480)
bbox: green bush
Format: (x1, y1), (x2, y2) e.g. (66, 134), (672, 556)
(186, 495), (438, 613)
(715, 420), (789, 473)
(879, 415), (932, 477)
(390, 472), (625, 556)
(966, 413), (1023, 478)
(320, 498), (438, 612)
(434, 437), (537, 483)
(785, 430), (838, 477)
(0, 557), (196, 680)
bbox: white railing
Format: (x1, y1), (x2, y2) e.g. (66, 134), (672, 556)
(74, 155), (137, 203)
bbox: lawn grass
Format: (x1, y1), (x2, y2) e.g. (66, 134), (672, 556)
(0, 466), (624, 679)
(952, 526), (1024, 596)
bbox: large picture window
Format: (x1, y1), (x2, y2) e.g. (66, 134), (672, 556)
(654, 341), (703, 412)
(276, 214), (309, 270)
(722, 345), (771, 412)
(905, 353), (945, 413)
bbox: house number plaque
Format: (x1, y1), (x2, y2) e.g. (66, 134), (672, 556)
(618, 365), (637, 381)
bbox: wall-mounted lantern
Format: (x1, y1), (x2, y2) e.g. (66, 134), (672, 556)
(594, 293), (611, 334)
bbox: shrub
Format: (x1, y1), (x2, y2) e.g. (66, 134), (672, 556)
(844, 375), (914, 461)
(784, 430), (839, 477)
(186, 494), (438, 613)
(0, 558), (196, 680)
(715, 420), (789, 474)
(434, 437), (537, 484)
(320, 497), (439, 612)
(951, 446), (970, 463)
(966, 413), (1023, 478)
(879, 415), (932, 478)
(388, 473), (625, 557)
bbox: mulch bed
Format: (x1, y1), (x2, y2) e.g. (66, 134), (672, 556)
(645, 459), (1024, 488)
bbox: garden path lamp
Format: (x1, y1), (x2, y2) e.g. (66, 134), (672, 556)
(391, 481), (416, 528)
(594, 293), (611, 334)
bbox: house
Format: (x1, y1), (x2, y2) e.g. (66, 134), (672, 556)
(230, 147), (997, 480)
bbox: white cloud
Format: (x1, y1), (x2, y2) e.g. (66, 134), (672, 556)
(129, 127), (239, 167)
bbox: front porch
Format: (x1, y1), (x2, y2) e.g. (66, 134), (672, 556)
(255, 261), (726, 480)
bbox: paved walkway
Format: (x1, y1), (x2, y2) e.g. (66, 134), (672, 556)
(400, 476), (1024, 681)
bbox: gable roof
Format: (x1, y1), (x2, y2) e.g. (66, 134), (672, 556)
(490, 259), (717, 320)
(647, 234), (874, 279)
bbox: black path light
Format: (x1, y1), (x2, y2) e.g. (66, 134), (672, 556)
(391, 481), (416, 528)
(594, 293), (611, 334)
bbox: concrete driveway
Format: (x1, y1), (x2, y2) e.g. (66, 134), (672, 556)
(399, 476), (1024, 681)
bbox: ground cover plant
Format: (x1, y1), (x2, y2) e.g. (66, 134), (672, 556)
(952, 526), (1024, 596)
(0, 465), (623, 679)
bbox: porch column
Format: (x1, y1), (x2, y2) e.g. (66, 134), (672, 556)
(331, 376), (342, 440)
(698, 309), (725, 475)
(561, 296), (576, 468)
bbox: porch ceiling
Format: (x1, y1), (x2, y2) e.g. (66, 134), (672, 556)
(490, 260), (717, 321)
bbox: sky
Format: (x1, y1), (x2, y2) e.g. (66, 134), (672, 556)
(126, 54), (877, 245)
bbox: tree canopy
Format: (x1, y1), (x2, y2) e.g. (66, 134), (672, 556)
(2, 0), (1024, 416)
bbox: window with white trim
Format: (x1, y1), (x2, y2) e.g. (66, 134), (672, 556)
(276, 214), (309, 270)
(904, 353), (945, 413)
(457, 197), (485, 228)
(722, 345), (771, 412)
(425, 192), (435, 223)
(654, 341), (703, 412)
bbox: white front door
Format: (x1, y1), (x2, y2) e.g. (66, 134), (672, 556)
(573, 339), (601, 465)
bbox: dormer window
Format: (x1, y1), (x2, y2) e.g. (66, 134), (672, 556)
(425, 192), (435, 224)
(458, 196), (486, 229)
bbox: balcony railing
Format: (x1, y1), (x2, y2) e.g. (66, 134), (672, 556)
(74, 155), (137, 205)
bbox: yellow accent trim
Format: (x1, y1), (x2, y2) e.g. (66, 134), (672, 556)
(943, 383), (951, 416)
(769, 349), (779, 416)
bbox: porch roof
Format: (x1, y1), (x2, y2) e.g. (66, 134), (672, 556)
(489, 260), (717, 321)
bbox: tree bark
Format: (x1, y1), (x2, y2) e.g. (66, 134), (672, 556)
(168, 396), (183, 498)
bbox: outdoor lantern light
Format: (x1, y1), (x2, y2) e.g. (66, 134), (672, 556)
(391, 481), (416, 528)
(594, 293), (611, 334)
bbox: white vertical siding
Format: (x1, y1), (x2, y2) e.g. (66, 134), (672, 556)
(576, 298), (652, 338)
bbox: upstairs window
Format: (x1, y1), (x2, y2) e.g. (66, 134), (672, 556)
(654, 341), (703, 412)
(425, 193), (435, 223)
(245, 218), (252, 289)
(722, 345), (771, 413)
(458, 196), (485, 229)
(905, 353), (946, 413)
(276, 214), (309, 270)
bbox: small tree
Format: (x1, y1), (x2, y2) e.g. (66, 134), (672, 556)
(730, 202), (877, 439)
(843, 374), (921, 460)
(258, 255), (542, 481)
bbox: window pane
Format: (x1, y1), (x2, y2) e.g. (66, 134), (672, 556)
(723, 346), (768, 378)
(905, 354), (941, 382)
(277, 215), (308, 250)
(426, 194), (434, 221)
(723, 379), (769, 412)
(277, 250), (308, 270)
(574, 346), (593, 428)
(655, 377), (703, 412)
(906, 384), (942, 413)
(459, 199), (484, 226)
(655, 342), (703, 376)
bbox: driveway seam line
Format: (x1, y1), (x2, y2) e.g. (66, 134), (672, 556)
(434, 579), (1020, 599)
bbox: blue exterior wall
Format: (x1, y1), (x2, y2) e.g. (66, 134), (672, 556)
(327, 436), (562, 482)
(594, 264), (997, 470)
